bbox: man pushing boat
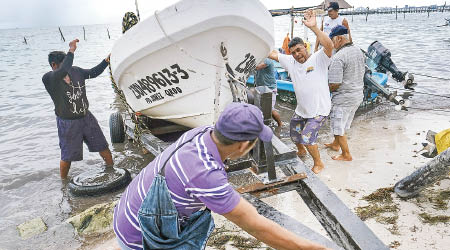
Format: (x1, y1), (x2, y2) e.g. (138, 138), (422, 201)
(113, 102), (329, 250)
(42, 39), (113, 179)
(268, 9), (333, 174)
(325, 25), (365, 161)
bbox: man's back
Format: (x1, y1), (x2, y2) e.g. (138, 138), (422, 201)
(328, 44), (365, 107)
(255, 58), (276, 89)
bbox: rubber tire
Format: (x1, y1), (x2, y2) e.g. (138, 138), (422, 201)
(110, 112), (125, 143)
(68, 168), (131, 196)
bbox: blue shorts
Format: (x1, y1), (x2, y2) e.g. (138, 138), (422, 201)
(57, 111), (108, 162)
(290, 114), (326, 145)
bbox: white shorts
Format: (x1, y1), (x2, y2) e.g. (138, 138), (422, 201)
(330, 104), (359, 136)
(271, 88), (277, 109)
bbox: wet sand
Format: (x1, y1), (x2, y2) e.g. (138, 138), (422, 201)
(88, 105), (450, 250)
(261, 106), (450, 249)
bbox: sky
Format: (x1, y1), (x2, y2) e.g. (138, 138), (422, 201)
(0, 0), (447, 29)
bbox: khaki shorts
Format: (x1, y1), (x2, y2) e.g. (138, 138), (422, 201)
(330, 105), (359, 136)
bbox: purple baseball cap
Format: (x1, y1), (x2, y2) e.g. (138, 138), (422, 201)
(215, 102), (273, 142)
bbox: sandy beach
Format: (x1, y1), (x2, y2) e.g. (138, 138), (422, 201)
(84, 105), (450, 250)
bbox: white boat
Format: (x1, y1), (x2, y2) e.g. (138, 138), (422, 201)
(110, 0), (274, 128)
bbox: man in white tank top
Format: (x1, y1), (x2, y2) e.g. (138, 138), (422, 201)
(314, 2), (352, 52)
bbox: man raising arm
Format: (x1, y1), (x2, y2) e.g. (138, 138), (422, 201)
(268, 9), (333, 174)
(42, 39), (113, 178)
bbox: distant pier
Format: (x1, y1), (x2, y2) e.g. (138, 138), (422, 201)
(340, 4), (450, 16)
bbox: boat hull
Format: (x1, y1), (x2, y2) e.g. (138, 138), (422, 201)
(110, 0), (274, 128)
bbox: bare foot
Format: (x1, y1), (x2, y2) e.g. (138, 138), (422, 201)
(332, 154), (353, 161)
(297, 150), (307, 157)
(324, 143), (340, 151)
(312, 163), (324, 174)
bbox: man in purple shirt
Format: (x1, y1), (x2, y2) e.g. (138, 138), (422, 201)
(113, 102), (328, 250)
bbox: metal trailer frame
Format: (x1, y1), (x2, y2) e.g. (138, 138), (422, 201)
(118, 87), (388, 250)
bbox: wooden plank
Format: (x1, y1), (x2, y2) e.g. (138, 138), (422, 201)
(243, 193), (343, 249)
(125, 126), (171, 156)
(236, 172), (307, 194)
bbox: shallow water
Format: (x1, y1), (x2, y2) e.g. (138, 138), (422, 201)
(0, 12), (450, 250)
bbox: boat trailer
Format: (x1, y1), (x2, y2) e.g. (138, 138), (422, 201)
(111, 87), (388, 250)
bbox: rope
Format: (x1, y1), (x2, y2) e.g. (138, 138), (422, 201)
(107, 12), (153, 147)
(411, 72), (450, 81)
(225, 72), (248, 88)
(153, 10), (223, 68)
(122, 12), (139, 34)
(108, 62), (150, 147)
(388, 86), (450, 99)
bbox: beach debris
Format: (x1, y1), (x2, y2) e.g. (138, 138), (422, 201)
(17, 217), (47, 239)
(394, 147), (450, 199)
(418, 213), (450, 224)
(419, 130), (438, 158)
(355, 204), (398, 222)
(355, 187), (401, 235)
(426, 130), (437, 144)
(363, 186), (394, 203)
(207, 226), (262, 250)
(66, 200), (117, 235)
(417, 189), (450, 210)
(389, 241), (401, 248)
(420, 143), (437, 158)
(345, 188), (359, 197)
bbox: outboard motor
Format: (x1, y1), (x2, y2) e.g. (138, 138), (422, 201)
(366, 41), (415, 89)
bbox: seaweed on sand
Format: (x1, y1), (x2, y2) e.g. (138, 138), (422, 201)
(362, 186), (394, 203)
(355, 204), (398, 221)
(355, 186), (400, 235)
(419, 213), (450, 224)
(207, 226), (262, 249)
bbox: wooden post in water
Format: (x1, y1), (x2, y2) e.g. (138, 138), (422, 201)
(395, 6), (398, 20)
(365, 7), (369, 22)
(83, 26), (86, 41)
(58, 27), (65, 42)
(427, 7), (430, 18)
(23, 37), (27, 45)
(351, 6), (354, 22)
(107, 28), (110, 39)
(290, 6), (294, 39)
